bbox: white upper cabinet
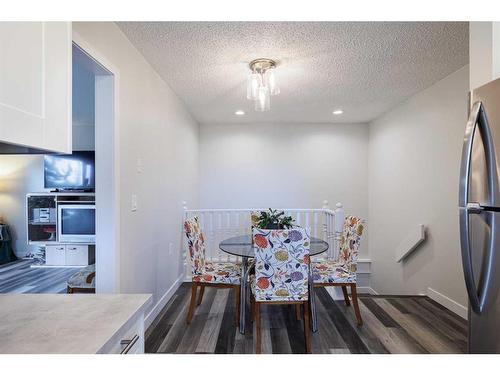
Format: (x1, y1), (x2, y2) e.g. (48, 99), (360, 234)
(0, 22), (72, 153)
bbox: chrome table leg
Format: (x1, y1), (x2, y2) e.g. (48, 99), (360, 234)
(309, 269), (318, 332)
(239, 257), (248, 334)
(310, 283), (318, 332)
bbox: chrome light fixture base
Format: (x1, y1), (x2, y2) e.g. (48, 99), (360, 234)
(249, 58), (277, 73)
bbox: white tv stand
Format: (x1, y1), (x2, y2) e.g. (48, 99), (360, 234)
(44, 243), (95, 267)
(26, 192), (95, 266)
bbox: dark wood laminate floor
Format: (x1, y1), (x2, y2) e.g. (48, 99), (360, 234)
(146, 282), (468, 354)
(0, 260), (78, 294)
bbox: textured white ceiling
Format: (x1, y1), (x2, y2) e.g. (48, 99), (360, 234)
(117, 22), (468, 124)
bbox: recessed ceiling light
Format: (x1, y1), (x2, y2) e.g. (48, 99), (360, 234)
(235, 110), (245, 116)
(333, 109), (343, 115)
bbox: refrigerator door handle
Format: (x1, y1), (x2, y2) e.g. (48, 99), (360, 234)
(459, 101), (499, 314)
(459, 101), (500, 208)
(460, 208), (486, 314)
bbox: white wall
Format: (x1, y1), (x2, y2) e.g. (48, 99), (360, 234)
(368, 66), (469, 309)
(199, 122), (369, 257)
(72, 23), (199, 320)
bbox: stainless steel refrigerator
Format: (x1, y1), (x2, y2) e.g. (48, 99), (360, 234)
(459, 77), (500, 353)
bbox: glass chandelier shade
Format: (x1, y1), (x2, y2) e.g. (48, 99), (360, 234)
(255, 86), (270, 112)
(247, 73), (261, 100)
(246, 59), (279, 111)
(264, 68), (280, 96)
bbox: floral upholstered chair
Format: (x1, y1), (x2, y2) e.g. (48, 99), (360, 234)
(184, 216), (241, 324)
(312, 216), (365, 325)
(250, 227), (311, 353)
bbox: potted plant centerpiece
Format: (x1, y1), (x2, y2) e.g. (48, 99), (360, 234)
(253, 208), (295, 230)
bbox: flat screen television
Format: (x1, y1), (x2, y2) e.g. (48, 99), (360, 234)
(44, 151), (95, 191)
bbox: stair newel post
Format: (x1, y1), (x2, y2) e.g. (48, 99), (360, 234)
(322, 200), (330, 210)
(334, 202), (344, 260)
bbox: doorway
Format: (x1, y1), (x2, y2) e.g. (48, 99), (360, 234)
(72, 40), (119, 294)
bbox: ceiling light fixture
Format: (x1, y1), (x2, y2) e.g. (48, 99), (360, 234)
(246, 58), (280, 112)
(333, 109), (343, 115)
(235, 110), (245, 116)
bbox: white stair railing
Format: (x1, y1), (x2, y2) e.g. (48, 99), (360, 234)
(182, 201), (344, 278)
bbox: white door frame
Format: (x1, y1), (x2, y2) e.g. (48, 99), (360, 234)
(72, 32), (121, 293)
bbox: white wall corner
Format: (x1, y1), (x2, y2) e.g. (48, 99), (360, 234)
(144, 274), (184, 328)
(427, 287), (468, 320)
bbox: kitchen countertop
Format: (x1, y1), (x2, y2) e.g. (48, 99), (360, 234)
(0, 293), (152, 354)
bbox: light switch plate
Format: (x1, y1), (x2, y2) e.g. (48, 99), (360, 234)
(131, 194), (138, 211)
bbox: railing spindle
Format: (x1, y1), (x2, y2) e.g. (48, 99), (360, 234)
(208, 211), (214, 261)
(313, 211), (318, 238)
(227, 211), (232, 262)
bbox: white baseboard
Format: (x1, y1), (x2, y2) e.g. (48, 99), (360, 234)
(144, 274), (184, 328)
(427, 287), (468, 320)
(358, 286), (378, 295)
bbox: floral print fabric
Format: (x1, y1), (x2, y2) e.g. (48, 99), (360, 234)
(312, 261), (356, 283)
(192, 261), (241, 284)
(312, 215), (365, 284)
(184, 216), (206, 275)
(252, 228), (310, 301)
(337, 216), (365, 273)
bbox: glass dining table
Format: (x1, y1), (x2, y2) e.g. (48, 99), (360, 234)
(219, 234), (329, 334)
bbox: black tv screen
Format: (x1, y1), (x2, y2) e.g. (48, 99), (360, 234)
(44, 151), (95, 190)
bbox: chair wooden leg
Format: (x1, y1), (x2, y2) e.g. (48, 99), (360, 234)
(295, 304), (302, 320)
(197, 285), (205, 306)
(351, 284), (363, 326)
(303, 301), (312, 354)
(186, 282), (198, 324)
(255, 302), (262, 354)
(341, 286), (351, 306)
(235, 285), (241, 326)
